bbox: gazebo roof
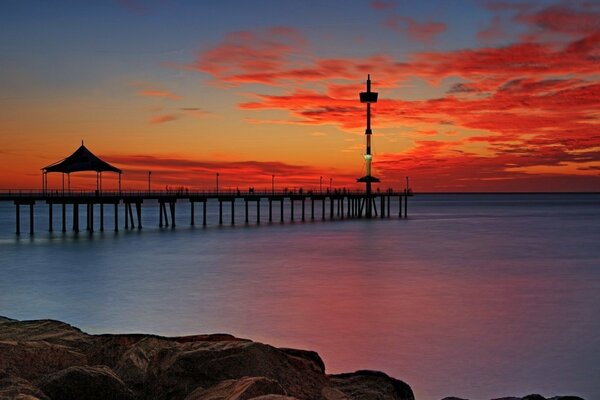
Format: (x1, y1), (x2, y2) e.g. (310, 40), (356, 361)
(43, 143), (122, 174)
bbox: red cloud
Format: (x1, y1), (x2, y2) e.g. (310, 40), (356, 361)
(515, 4), (600, 36)
(182, 20), (600, 191)
(196, 26), (306, 85)
(370, 0), (396, 10)
(385, 15), (447, 43)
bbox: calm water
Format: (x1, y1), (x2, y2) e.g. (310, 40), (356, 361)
(1, 194), (599, 400)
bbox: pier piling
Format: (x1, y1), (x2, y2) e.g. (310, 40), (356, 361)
(48, 203), (53, 232)
(2, 190), (411, 235)
(15, 204), (20, 235)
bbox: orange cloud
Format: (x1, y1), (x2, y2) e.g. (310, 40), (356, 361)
(138, 90), (182, 100)
(101, 154), (356, 189)
(150, 114), (178, 124)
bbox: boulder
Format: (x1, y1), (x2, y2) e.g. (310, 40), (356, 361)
(0, 375), (49, 400)
(36, 365), (134, 400)
(0, 340), (86, 381)
(329, 370), (415, 400)
(144, 340), (328, 399)
(184, 376), (286, 400)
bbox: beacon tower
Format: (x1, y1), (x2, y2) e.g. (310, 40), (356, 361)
(357, 74), (380, 218)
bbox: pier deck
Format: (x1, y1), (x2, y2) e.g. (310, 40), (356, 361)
(0, 189), (412, 235)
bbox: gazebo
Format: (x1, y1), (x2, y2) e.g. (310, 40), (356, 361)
(42, 142), (122, 193)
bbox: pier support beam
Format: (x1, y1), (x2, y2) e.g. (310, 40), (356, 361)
(136, 202), (142, 229)
(89, 203), (94, 232)
(322, 199), (325, 220)
(269, 199), (272, 223)
(15, 204), (20, 235)
(100, 203), (104, 231)
(219, 201), (223, 225)
(311, 198), (315, 220)
(73, 203), (79, 233)
(190, 202), (195, 226)
(29, 204), (34, 235)
(381, 196), (385, 219)
(231, 200), (235, 225)
(290, 199), (294, 221)
(280, 200), (284, 222)
(62, 203), (66, 232)
(114, 203), (118, 232)
(399, 196), (402, 218)
(387, 195), (391, 218)
(48, 203), (53, 232)
(330, 197), (334, 219)
(256, 199), (260, 224)
(301, 198), (305, 221)
(245, 199), (249, 223)
(169, 202), (176, 228)
(159, 203), (164, 227)
(203, 201), (207, 226)
(124, 204), (129, 230)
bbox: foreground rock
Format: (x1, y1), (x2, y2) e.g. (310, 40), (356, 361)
(0, 316), (585, 400)
(442, 395), (584, 400)
(0, 317), (413, 400)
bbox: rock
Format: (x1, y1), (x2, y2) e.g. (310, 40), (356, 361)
(0, 375), (49, 400)
(145, 340), (328, 399)
(184, 376), (287, 399)
(329, 370), (415, 400)
(0, 339), (86, 381)
(441, 397), (469, 400)
(36, 365), (134, 400)
(2, 316), (584, 400)
(279, 348), (326, 374)
(0, 318), (91, 349)
(548, 397), (585, 400)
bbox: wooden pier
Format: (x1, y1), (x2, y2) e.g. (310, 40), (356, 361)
(0, 189), (412, 235)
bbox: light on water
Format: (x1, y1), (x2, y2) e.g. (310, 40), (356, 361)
(1, 194), (599, 400)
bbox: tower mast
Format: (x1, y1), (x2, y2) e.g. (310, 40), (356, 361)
(357, 74), (380, 218)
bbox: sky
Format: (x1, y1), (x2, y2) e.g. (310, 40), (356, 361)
(0, 0), (599, 192)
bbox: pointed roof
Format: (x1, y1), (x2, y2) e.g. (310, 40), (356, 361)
(43, 143), (122, 174)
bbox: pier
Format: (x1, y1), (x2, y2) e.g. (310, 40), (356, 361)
(1, 75), (414, 235)
(0, 189), (411, 235)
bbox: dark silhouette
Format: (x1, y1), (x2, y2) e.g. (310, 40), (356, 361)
(357, 75), (381, 218)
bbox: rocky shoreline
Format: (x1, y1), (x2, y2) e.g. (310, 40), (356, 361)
(0, 316), (583, 400)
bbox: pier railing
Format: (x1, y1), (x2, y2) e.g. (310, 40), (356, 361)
(0, 188), (412, 200)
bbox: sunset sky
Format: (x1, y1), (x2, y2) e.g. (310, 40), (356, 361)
(1, 0), (599, 191)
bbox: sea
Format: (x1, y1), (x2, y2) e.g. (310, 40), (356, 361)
(0, 193), (598, 400)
